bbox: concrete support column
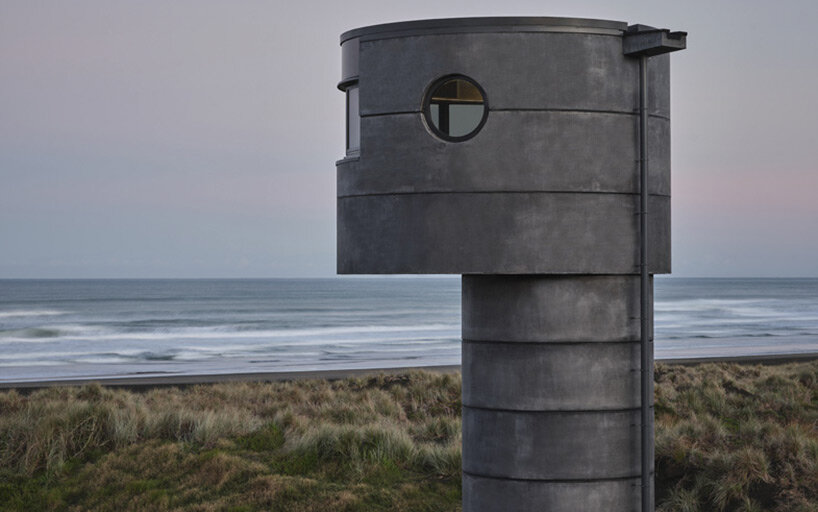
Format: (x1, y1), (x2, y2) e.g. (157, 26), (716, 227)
(461, 274), (653, 512)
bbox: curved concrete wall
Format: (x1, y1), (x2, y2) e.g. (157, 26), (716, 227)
(462, 274), (654, 511)
(338, 193), (669, 274)
(462, 341), (641, 410)
(337, 18), (671, 275)
(463, 474), (646, 512)
(462, 274), (650, 342)
(336, 17), (678, 512)
(339, 112), (670, 196)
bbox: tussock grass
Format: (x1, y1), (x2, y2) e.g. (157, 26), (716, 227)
(654, 361), (818, 512)
(0, 383), (263, 476)
(0, 362), (815, 511)
(0, 372), (461, 511)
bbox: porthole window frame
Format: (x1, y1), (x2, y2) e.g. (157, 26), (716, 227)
(422, 74), (489, 143)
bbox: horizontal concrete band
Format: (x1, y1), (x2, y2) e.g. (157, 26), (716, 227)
(462, 407), (650, 479)
(339, 190), (670, 200)
(462, 275), (652, 341)
(463, 472), (651, 512)
(338, 111), (669, 197)
(337, 194), (669, 274)
(462, 340), (643, 410)
(359, 32), (669, 116)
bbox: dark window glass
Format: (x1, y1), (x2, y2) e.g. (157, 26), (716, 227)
(424, 76), (487, 141)
(346, 85), (360, 154)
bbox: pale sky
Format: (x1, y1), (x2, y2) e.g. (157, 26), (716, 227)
(1, 0), (817, 278)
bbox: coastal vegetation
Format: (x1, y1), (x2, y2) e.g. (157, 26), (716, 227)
(654, 361), (818, 511)
(0, 361), (816, 511)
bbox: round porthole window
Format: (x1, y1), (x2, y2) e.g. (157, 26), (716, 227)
(423, 75), (488, 142)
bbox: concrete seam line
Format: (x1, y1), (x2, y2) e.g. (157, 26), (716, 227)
(462, 339), (641, 345)
(462, 405), (644, 414)
(361, 110), (671, 121)
(338, 191), (672, 199)
(462, 470), (650, 483)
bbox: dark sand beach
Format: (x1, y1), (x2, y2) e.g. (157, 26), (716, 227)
(2, 353), (818, 391)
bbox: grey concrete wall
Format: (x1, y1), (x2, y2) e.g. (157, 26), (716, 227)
(336, 18), (672, 512)
(462, 274), (652, 341)
(462, 341), (641, 410)
(463, 474), (648, 512)
(339, 113), (669, 196)
(461, 275), (654, 511)
(358, 33), (668, 117)
(337, 22), (671, 275)
(338, 192), (669, 274)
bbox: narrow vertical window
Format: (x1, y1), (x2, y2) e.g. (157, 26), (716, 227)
(346, 85), (360, 155)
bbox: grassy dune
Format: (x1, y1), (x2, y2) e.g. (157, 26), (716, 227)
(654, 361), (818, 511)
(0, 361), (816, 511)
(0, 372), (462, 511)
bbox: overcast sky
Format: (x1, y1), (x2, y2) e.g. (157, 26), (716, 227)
(1, 0), (817, 278)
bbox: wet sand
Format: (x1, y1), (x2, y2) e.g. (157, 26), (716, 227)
(0, 364), (462, 391)
(2, 352), (818, 391)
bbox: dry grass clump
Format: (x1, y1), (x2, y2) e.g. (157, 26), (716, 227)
(0, 383), (263, 476)
(275, 372), (462, 479)
(655, 361), (818, 512)
(0, 371), (462, 511)
(0, 363), (816, 511)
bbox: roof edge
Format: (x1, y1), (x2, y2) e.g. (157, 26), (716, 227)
(341, 17), (629, 44)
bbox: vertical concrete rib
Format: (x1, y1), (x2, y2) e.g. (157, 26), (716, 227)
(462, 275), (653, 511)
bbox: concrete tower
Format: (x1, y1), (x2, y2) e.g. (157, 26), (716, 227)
(336, 17), (685, 511)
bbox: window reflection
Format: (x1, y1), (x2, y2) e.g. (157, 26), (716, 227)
(425, 77), (487, 140)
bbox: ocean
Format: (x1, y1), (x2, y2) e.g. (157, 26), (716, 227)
(1, 278), (817, 383)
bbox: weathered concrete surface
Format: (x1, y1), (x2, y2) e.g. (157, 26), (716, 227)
(358, 32), (669, 117)
(337, 17), (673, 512)
(462, 274), (649, 342)
(337, 193), (669, 274)
(462, 474), (649, 512)
(462, 340), (641, 410)
(337, 19), (671, 276)
(338, 112), (670, 197)
(461, 275), (654, 510)
(462, 407), (644, 479)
